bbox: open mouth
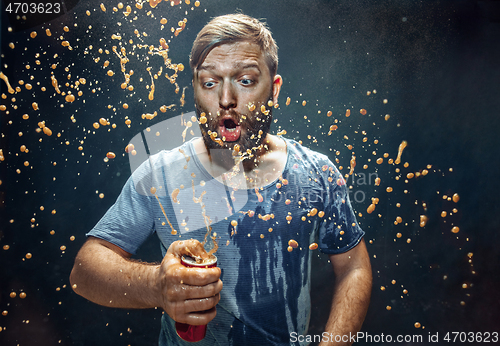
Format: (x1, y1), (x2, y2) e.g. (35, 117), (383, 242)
(219, 117), (241, 142)
(224, 119), (237, 131)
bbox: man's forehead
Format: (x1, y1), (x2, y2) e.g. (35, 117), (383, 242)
(197, 41), (265, 71)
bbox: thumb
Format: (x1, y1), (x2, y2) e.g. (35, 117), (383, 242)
(166, 239), (209, 260)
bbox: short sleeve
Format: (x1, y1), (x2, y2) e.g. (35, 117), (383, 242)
(318, 166), (365, 254)
(87, 172), (155, 255)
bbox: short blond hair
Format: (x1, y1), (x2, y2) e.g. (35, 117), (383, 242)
(190, 13), (278, 76)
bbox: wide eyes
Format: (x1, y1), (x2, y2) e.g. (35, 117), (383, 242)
(240, 78), (253, 86)
(201, 77), (254, 89)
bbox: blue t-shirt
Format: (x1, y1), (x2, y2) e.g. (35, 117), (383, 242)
(88, 137), (364, 345)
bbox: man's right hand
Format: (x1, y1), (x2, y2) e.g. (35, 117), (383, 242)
(157, 239), (223, 325)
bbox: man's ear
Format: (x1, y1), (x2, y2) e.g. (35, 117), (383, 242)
(272, 74), (283, 105)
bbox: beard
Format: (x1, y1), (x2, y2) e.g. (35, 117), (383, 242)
(195, 99), (273, 156)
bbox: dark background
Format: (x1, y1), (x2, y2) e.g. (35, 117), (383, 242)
(1, 0), (499, 345)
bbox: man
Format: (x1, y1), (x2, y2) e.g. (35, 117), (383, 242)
(70, 13), (372, 345)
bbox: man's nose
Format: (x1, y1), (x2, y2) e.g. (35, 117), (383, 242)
(219, 81), (236, 110)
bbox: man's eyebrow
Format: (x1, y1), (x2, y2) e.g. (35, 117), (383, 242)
(197, 64), (215, 71)
(233, 62), (261, 72)
(197, 62), (261, 72)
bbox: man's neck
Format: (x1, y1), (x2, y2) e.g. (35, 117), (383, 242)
(193, 134), (287, 189)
